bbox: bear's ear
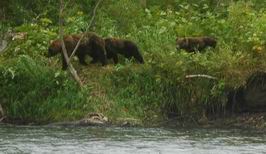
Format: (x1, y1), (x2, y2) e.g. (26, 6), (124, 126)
(49, 40), (53, 44)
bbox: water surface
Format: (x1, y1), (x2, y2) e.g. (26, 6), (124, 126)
(0, 124), (265, 154)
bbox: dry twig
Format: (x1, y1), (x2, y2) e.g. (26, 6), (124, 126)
(69, 0), (102, 59)
(185, 74), (218, 80)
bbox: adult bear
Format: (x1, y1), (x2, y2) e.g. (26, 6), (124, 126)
(48, 32), (107, 70)
(104, 38), (144, 64)
(176, 36), (217, 52)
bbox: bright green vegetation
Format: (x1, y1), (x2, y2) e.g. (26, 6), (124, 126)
(0, 0), (266, 124)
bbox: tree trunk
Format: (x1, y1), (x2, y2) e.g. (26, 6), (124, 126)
(59, 0), (83, 87)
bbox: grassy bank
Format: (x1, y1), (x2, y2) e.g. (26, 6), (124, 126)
(1, 1), (266, 125)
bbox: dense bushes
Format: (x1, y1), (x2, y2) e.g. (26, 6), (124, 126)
(103, 49), (259, 120)
(0, 56), (88, 123)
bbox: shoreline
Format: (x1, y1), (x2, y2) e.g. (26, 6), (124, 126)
(1, 112), (265, 131)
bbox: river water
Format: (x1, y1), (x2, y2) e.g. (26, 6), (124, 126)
(0, 124), (265, 154)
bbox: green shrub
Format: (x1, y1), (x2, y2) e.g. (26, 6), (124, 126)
(0, 55), (88, 123)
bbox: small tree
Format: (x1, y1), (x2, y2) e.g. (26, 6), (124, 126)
(59, 0), (102, 87)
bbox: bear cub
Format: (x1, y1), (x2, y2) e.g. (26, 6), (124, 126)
(176, 36), (217, 52)
(48, 32), (107, 70)
(104, 38), (144, 64)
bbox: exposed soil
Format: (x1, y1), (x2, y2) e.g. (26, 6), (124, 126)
(209, 112), (266, 130)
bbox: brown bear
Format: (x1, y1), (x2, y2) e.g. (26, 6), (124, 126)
(48, 32), (107, 70)
(104, 38), (144, 64)
(176, 36), (217, 52)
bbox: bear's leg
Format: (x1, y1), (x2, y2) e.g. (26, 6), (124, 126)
(99, 51), (107, 66)
(106, 46), (118, 64)
(77, 52), (88, 66)
(90, 58), (98, 64)
(89, 51), (98, 64)
(129, 47), (144, 64)
(133, 52), (144, 64)
(124, 54), (133, 60)
(112, 54), (119, 64)
(61, 53), (68, 70)
(94, 45), (107, 66)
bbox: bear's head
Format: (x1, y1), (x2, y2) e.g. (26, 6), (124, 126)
(203, 37), (217, 48)
(47, 39), (61, 57)
(176, 37), (189, 50)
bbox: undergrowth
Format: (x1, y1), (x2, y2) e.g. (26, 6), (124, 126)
(0, 56), (90, 123)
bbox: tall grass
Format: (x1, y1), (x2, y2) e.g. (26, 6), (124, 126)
(0, 55), (89, 123)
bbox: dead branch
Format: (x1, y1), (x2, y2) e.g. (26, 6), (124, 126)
(58, 0), (102, 87)
(59, 0), (83, 87)
(69, 0), (102, 60)
(185, 74), (218, 80)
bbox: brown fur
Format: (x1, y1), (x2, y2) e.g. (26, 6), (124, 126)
(104, 38), (144, 64)
(48, 32), (107, 70)
(176, 36), (217, 52)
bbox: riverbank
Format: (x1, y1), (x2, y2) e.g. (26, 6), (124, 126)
(211, 113), (266, 130)
(0, 56), (266, 131)
(163, 112), (266, 131)
(1, 110), (266, 132)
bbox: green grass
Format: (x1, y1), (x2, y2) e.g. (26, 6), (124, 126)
(0, 55), (90, 123)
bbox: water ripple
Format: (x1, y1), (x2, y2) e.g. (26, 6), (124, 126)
(0, 125), (265, 154)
